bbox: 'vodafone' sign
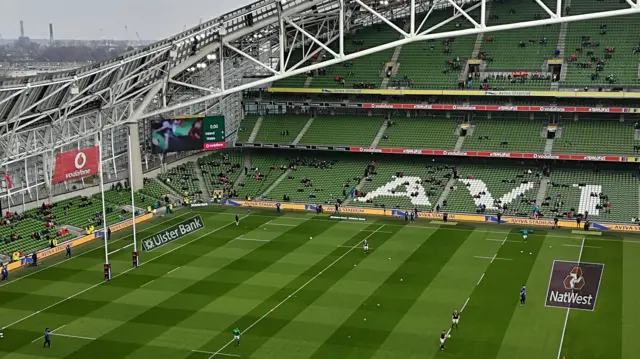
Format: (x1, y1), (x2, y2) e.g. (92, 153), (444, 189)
(52, 146), (100, 184)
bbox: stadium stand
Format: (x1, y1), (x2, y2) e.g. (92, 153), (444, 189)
(395, 10), (478, 89)
(298, 115), (384, 146)
(554, 120), (639, 155)
(380, 116), (461, 149)
(543, 169), (637, 223)
(563, 0), (639, 87)
(158, 162), (203, 199)
(479, 0), (559, 71)
(198, 152), (244, 197)
(462, 117), (548, 153)
(253, 115), (310, 143)
(308, 23), (402, 89)
(353, 160), (454, 210)
(443, 166), (542, 215)
(0, 217), (74, 255)
(264, 156), (366, 203)
(236, 115), (260, 142)
(272, 49), (309, 88)
(237, 154), (288, 199)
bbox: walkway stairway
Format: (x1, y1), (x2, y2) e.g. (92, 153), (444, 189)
(247, 116), (264, 143)
(293, 117), (315, 145)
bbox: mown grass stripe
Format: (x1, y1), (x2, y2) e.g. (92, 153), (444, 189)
(562, 239), (622, 359)
(307, 227), (467, 359)
(58, 216), (327, 359)
(2, 213), (275, 356)
(194, 222), (402, 357)
(446, 230), (545, 358)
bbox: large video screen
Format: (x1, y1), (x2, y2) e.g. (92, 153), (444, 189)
(150, 118), (203, 153)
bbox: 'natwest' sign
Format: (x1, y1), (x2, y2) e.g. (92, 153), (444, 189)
(52, 146), (100, 184)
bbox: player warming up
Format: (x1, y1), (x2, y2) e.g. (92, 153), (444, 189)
(235, 215), (240, 226)
(363, 239), (369, 254)
(43, 328), (51, 348)
(439, 330), (447, 351)
(451, 310), (460, 330)
(233, 327), (241, 347)
(520, 229), (532, 243)
(520, 285), (527, 306)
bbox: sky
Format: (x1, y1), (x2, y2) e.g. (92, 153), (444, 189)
(0, 0), (257, 40)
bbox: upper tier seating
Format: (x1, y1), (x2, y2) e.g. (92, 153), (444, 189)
(479, 0), (559, 71)
(394, 10), (478, 89)
(381, 116), (461, 149)
(563, 0), (639, 87)
(236, 115), (259, 143)
(299, 116), (384, 146)
(462, 117), (548, 153)
(554, 120), (640, 156)
(253, 115), (310, 144)
(308, 23), (402, 89)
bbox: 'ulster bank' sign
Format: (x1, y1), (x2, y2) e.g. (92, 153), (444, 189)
(142, 215), (204, 251)
(545, 260), (604, 311)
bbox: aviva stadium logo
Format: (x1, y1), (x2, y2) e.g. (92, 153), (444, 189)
(545, 261), (604, 311)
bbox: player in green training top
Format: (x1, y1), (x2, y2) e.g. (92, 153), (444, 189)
(233, 327), (241, 347)
(520, 229), (533, 243)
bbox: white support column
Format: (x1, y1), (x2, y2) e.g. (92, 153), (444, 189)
(339, 0), (345, 56)
(535, 0), (558, 18)
(446, 0), (481, 28)
(219, 39), (225, 92)
(481, 0), (487, 27)
(278, 1), (286, 74)
(354, 0), (410, 37)
(286, 19), (340, 58)
(557, 0), (563, 17)
(225, 42), (279, 75)
(410, 0), (416, 36)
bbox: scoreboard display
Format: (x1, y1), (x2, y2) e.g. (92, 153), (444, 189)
(203, 116), (226, 149)
(149, 115), (226, 153)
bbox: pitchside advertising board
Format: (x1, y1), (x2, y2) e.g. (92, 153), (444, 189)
(142, 215), (204, 251)
(545, 260), (605, 311)
(52, 146), (100, 184)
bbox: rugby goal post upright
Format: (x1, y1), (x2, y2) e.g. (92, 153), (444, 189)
(97, 131), (111, 281)
(127, 128), (139, 268)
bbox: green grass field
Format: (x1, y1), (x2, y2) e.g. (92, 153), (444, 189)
(0, 207), (638, 359)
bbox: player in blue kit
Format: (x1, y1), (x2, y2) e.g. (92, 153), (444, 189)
(520, 285), (527, 306)
(520, 229), (532, 243)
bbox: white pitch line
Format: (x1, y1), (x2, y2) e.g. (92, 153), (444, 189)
(0, 215), (249, 331)
(167, 266), (181, 274)
(140, 279), (156, 288)
(234, 238), (270, 242)
(460, 297), (470, 312)
(557, 237), (585, 359)
(51, 333), (96, 341)
(31, 324), (66, 342)
(192, 350), (240, 358)
(207, 224), (387, 359)
(477, 273), (485, 285)
(265, 223), (297, 227)
(562, 244), (601, 249)
(0, 210), (191, 289)
(474, 256), (512, 261)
